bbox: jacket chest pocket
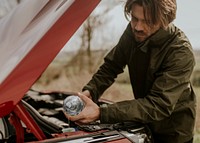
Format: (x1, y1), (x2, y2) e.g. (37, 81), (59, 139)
(147, 46), (168, 79)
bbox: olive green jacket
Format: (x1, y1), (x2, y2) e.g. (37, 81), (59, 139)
(83, 23), (196, 143)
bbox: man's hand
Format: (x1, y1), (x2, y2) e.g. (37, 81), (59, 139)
(82, 90), (92, 99)
(65, 92), (100, 124)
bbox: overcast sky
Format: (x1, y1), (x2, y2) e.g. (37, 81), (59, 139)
(174, 0), (200, 49)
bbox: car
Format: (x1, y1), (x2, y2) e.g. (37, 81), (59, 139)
(0, 1), (153, 142)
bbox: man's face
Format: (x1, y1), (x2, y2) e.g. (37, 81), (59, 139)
(130, 4), (160, 42)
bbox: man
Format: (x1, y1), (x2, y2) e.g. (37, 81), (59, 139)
(66, 0), (196, 142)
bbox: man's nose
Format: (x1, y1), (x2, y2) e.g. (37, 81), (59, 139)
(135, 21), (144, 31)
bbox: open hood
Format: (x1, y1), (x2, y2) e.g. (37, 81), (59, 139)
(0, 0), (100, 118)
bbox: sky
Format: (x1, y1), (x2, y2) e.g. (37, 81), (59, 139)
(174, 0), (200, 49)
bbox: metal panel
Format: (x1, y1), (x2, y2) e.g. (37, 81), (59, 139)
(0, 0), (101, 117)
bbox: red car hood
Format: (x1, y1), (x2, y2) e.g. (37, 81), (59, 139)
(0, 0), (100, 118)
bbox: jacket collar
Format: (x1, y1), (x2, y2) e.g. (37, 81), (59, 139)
(149, 23), (176, 46)
(135, 23), (176, 52)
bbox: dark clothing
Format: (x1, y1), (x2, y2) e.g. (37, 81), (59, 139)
(132, 43), (150, 98)
(185, 138), (193, 143)
(83, 23), (196, 143)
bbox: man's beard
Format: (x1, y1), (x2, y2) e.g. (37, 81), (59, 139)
(134, 30), (147, 42)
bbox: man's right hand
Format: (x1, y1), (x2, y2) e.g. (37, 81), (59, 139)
(65, 92), (100, 124)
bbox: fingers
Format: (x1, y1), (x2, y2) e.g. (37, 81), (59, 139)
(64, 112), (88, 125)
(68, 114), (92, 124)
(77, 92), (91, 103)
(82, 90), (92, 99)
(64, 111), (84, 122)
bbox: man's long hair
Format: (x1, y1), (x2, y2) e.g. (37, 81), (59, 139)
(124, 0), (177, 28)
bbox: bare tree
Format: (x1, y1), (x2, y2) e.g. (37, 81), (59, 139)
(80, 10), (108, 73)
(77, 1), (123, 73)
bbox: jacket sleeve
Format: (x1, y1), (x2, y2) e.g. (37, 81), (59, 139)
(82, 27), (132, 103)
(100, 41), (196, 124)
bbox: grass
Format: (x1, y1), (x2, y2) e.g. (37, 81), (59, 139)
(194, 87), (200, 143)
